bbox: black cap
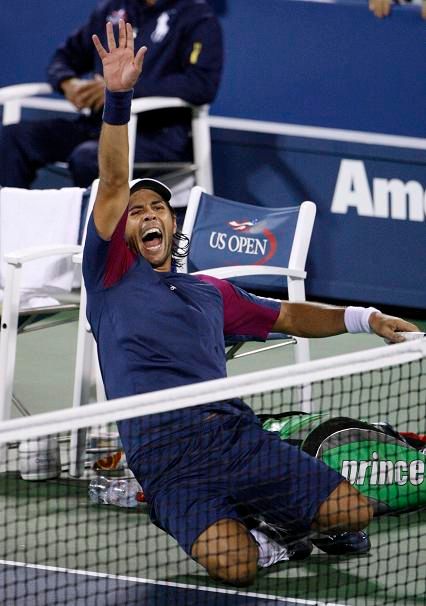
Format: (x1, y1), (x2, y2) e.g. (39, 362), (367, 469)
(129, 178), (172, 203)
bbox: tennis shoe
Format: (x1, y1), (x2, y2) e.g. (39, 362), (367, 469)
(312, 530), (371, 555)
(256, 521), (313, 561)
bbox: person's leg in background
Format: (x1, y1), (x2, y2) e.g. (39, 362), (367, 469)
(0, 117), (99, 188)
(68, 140), (100, 188)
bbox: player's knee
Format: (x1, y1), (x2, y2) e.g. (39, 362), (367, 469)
(336, 491), (372, 530)
(191, 519), (258, 587)
(206, 550), (258, 587)
(314, 481), (373, 532)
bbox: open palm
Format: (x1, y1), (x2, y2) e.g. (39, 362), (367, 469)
(92, 20), (147, 92)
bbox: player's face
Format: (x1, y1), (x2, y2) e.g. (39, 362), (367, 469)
(125, 189), (176, 271)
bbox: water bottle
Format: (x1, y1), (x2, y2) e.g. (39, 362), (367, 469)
(88, 476), (144, 507)
(107, 478), (142, 508)
(88, 475), (111, 504)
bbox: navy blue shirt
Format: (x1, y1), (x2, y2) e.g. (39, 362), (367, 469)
(48, 0), (223, 106)
(47, 1), (223, 158)
(83, 212), (280, 463)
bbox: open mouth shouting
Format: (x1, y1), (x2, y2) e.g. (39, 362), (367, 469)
(141, 226), (163, 252)
(138, 222), (172, 268)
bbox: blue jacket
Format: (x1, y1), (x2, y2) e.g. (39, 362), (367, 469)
(47, 0), (223, 133)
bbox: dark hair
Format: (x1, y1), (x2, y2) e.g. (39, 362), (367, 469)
(171, 230), (190, 268)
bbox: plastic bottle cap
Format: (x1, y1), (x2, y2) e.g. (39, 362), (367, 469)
(136, 490), (145, 503)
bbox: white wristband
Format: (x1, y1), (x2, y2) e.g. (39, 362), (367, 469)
(344, 306), (380, 334)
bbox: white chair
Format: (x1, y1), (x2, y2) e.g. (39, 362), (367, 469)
(0, 82), (213, 193)
(0, 180), (101, 426)
(181, 187), (316, 367)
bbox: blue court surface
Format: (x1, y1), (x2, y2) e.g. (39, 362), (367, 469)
(0, 561), (345, 606)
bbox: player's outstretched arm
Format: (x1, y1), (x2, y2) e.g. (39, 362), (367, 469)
(92, 20), (147, 240)
(273, 301), (419, 341)
(272, 301), (347, 338)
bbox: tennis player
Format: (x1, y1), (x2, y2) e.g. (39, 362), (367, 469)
(85, 20), (419, 586)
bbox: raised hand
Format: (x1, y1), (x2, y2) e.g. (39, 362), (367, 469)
(92, 20), (147, 92)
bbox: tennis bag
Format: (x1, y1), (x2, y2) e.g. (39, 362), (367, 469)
(260, 412), (426, 514)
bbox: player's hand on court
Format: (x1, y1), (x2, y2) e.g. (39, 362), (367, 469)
(92, 19), (147, 92)
(368, 312), (419, 343)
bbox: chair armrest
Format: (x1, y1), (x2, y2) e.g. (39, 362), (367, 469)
(130, 96), (191, 114)
(0, 82), (53, 103)
(192, 265), (306, 280)
(5, 244), (82, 266)
(0, 82), (82, 125)
(73, 252), (83, 265)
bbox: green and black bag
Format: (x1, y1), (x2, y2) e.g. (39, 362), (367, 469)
(260, 412), (426, 515)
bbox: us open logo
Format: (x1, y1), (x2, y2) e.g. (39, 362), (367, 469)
(209, 219), (277, 265)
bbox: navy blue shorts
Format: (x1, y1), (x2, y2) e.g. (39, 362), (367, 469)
(131, 411), (343, 556)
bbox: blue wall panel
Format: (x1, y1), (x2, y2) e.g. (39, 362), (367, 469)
(211, 0), (425, 137)
(0, 1), (97, 86)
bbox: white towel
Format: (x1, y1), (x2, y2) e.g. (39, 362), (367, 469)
(0, 187), (84, 304)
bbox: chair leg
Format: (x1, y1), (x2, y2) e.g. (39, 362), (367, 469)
(295, 337), (313, 412)
(0, 263), (23, 424)
(12, 394), (31, 417)
(69, 285), (93, 477)
(225, 342), (244, 361)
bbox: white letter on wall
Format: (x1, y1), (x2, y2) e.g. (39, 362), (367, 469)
(331, 160), (374, 216)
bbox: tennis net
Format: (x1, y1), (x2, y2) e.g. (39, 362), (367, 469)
(0, 339), (425, 606)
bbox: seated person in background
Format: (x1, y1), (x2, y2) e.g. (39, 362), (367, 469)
(84, 20), (420, 587)
(0, 0), (222, 188)
(369, 0), (425, 19)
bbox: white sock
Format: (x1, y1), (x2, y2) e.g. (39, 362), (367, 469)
(250, 527), (290, 568)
